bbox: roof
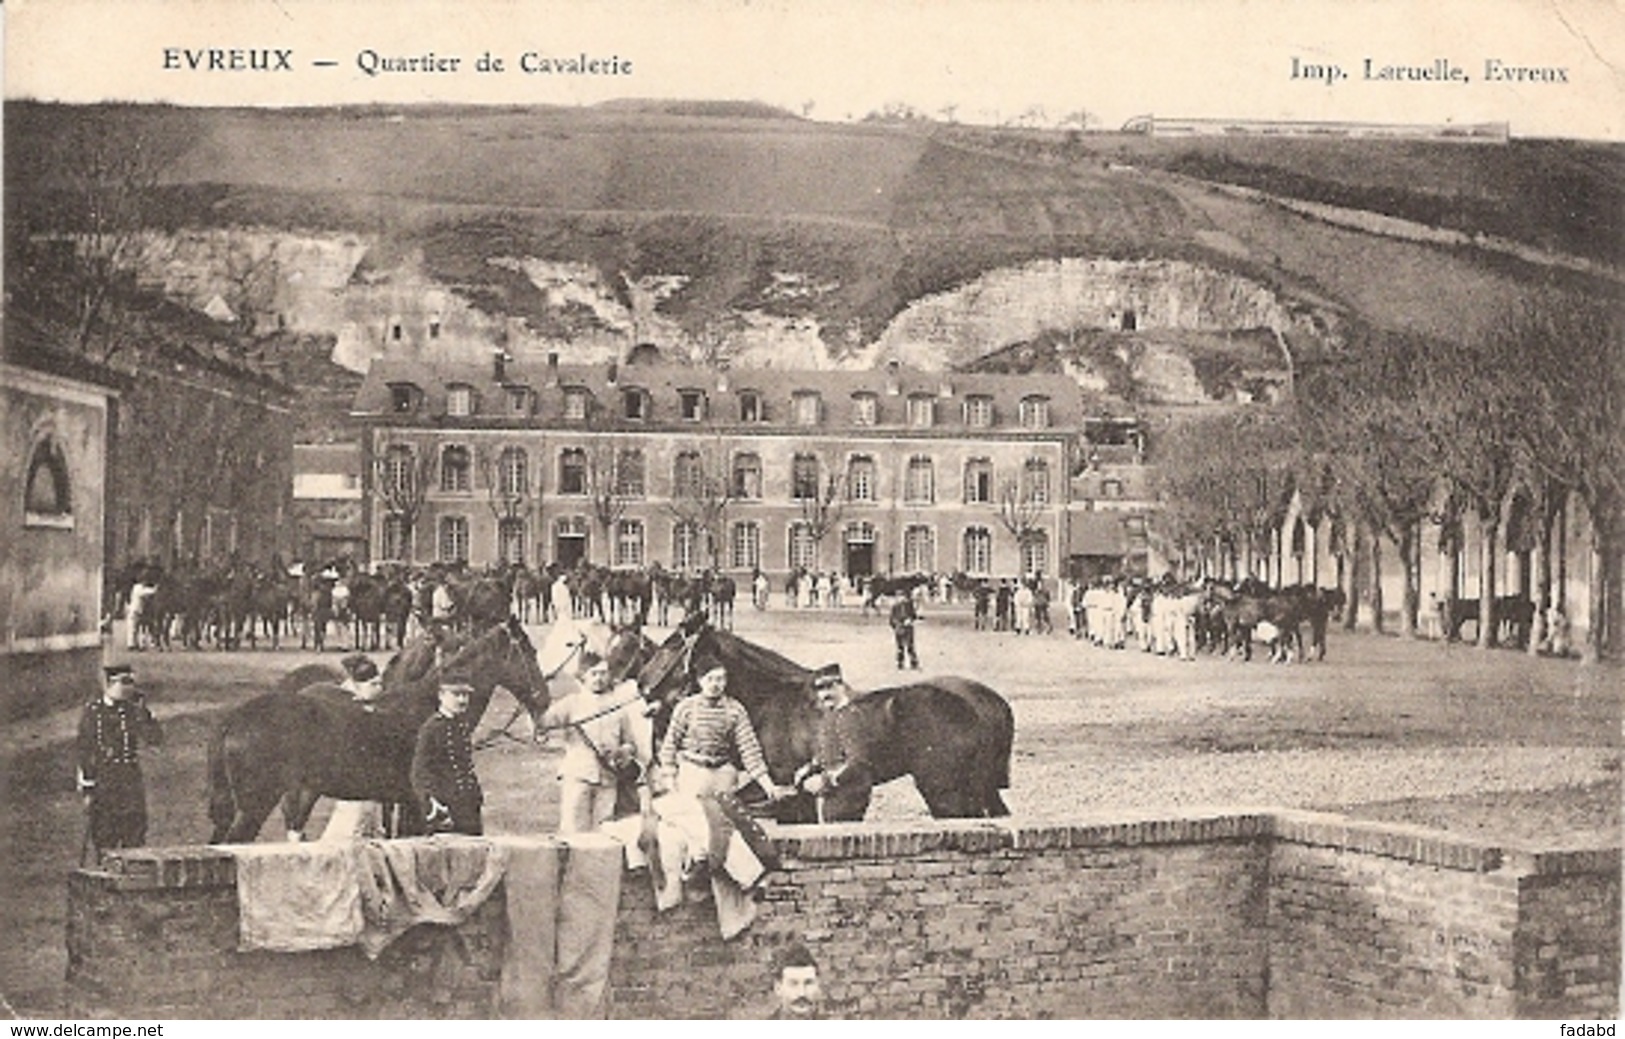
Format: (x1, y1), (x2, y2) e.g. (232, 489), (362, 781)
(353, 355), (1087, 436)
(293, 442), (361, 472)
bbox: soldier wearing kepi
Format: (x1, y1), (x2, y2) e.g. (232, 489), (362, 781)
(411, 679), (483, 835)
(77, 664), (164, 856)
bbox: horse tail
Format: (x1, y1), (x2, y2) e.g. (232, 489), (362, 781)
(206, 717), (237, 841)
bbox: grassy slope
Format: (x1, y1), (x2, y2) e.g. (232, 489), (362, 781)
(8, 103), (1622, 356)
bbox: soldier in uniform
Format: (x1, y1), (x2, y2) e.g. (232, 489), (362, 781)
(77, 664), (164, 856)
(889, 591), (921, 669)
(410, 680), (483, 835)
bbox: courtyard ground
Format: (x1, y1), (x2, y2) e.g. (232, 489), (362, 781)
(3, 601), (1619, 1017)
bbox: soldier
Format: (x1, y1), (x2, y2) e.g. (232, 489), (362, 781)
(77, 664), (164, 857)
(410, 680), (483, 835)
(889, 592), (920, 670)
(320, 653), (387, 841)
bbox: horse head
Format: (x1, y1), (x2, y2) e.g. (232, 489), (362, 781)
(634, 617), (710, 737)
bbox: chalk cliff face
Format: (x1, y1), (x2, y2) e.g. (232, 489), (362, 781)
(866, 258), (1302, 370)
(126, 231), (1328, 384)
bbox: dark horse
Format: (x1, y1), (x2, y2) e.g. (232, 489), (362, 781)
(206, 618), (548, 843)
(636, 617), (1013, 823)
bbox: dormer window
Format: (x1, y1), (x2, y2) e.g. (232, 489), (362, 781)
(388, 383), (420, 414)
(1019, 395), (1051, 429)
(851, 392), (877, 426)
(907, 394), (934, 428)
(792, 391), (821, 427)
(622, 387), (649, 421)
(738, 391), (762, 423)
(446, 384), (474, 417)
(507, 386), (530, 415)
(964, 395), (993, 428)
(563, 387), (590, 421)
(679, 389), (707, 422)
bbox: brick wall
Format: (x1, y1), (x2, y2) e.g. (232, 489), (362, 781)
(66, 811), (1619, 1019)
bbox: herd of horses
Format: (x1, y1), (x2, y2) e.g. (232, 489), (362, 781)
(113, 557), (744, 654)
(1070, 577), (1348, 664)
(205, 610), (1015, 843)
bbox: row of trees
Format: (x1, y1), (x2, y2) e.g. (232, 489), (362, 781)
(1153, 289), (1623, 661)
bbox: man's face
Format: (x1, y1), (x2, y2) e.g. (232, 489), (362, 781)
(697, 667), (727, 700)
(353, 675), (384, 703)
(105, 674), (136, 702)
(814, 681), (849, 712)
(581, 662), (612, 695)
(774, 965), (822, 1018)
(439, 687), (471, 717)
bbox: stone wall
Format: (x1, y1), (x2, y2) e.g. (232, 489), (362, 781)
(65, 811), (1619, 1020)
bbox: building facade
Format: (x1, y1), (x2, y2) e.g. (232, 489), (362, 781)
(1, 361), (111, 719)
(352, 353), (1114, 580)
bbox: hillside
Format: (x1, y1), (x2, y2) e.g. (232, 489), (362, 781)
(7, 102), (1621, 395)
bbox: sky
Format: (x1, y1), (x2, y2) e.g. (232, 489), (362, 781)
(5, 0), (1625, 139)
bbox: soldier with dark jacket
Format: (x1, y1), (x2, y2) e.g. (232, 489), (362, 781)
(77, 664), (164, 854)
(889, 593), (920, 670)
(410, 680), (483, 835)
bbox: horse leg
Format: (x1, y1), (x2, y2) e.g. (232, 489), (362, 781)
(280, 788), (322, 841)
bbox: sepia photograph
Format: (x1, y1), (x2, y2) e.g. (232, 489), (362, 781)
(3, 0), (1622, 1023)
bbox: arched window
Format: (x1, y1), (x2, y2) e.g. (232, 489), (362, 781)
(615, 448), (645, 498)
(1021, 530), (1049, 577)
(498, 518), (526, 564)
(964, 457), (994, 504)
(24, 436), (72, 519)
(731, 522), (761, 570)
(499, 447), (528, 496)
(791, 453), (820, 501)
(616, 519), (645, 566)
(440, 445), (471, 492)
(963, 527), (992, 575)
(903, 525), (935, 573)
(788, 522), (817, 570)
(382, 514), (412, 562)
(438, 515), (469, 563)
(732, 452), (763, 500)
(1019, 396), (1051, 429)
(847, 455), (876, 502)
(559, 447), (587, 495)
(673, 451), (705, 499)
(383, 445), (415, 496)
(904, 456), (934, 505)
(1022, 458), (1051, 505)
(672, 521), (701, 571)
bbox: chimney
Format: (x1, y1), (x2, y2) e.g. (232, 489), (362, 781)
(545, 352), (560, 387)
(885, 358), (901, 396)
(938, 379), (953, 398)
(716, 362), (730, 393)
(492, 348), (509, 383)
(606, 360), (619, 386)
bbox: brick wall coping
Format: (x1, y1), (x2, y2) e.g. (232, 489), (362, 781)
(84, 808), (1619, 892)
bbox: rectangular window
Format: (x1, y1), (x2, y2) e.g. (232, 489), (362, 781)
(963, 527), (992, 575)
(1020, 397), (1050, 429)
(731, 522), (761, 570)
(441, 446), (472, 493)
(793, 393), (820, 426)
(907, 396), (934, 428)
(672, 522), (700, 571)
(738, 392), (762, 423)
(389, 385), (417, 414)
(564, 388), (589, 421)
(965, 460), (993, 504)
(447, 385), (472, 417)
(616, 519), (645, 567)
(383, 514), (412, 562)
(439, 516), (469, 563)
(679, 390), (706, 421)
(964, 395), (993, 427)
(905, 457), (934, 505)
(559, 449), (587, 495)
(732, 454), (763, 500)
(851, 394), (877, 426)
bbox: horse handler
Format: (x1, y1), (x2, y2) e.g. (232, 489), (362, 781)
(411, 680), (483, 836)
(793, 664), (864, 822)
(538, 650), (655, 835)
(77, 664), (164, 858)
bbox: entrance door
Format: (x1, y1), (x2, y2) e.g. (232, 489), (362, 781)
(845, 522), (876, 579)
(555, 534), (586, 569)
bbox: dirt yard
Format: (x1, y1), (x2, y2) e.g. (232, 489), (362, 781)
(3, 603), (1619, 1017)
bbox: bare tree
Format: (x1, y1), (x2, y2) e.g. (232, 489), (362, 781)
(996, 474), (1046, 561)
(796, 454), (846, 569)
(373, 442), (437, 562)
(24, 106), (195, 361)
(665, 438), (735, 570)
(584, 439), (637, 566)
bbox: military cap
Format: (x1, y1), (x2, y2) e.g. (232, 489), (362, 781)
(103, 663), (135, 679)
(810, 663), (844, 689)
(341, 653), (380, 682)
